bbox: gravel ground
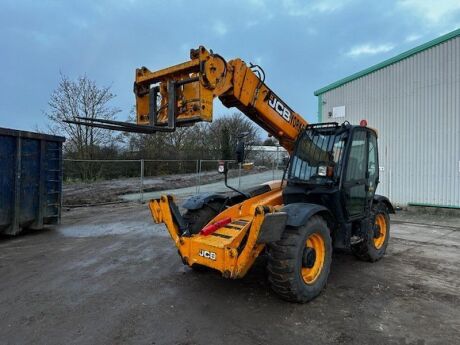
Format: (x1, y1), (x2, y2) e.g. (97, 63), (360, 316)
(0, 202), (459, 345)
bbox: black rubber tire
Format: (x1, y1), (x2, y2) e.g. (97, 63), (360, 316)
(182, 201), (223, 235)
(351, 202), (390, 262)
(267, 215), (332, 303)
(182, 201), (224, 272)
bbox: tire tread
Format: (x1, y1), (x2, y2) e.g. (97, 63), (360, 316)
(267, 215), (332, 303)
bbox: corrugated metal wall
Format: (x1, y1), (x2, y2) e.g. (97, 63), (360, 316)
(319, 36), (460, 207)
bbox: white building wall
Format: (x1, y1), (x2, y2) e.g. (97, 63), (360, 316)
(318, 36), (460, 207)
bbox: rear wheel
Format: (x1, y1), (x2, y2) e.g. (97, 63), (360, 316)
(267, 215), (332, 303)
(351, 202), (390, 262)
(182, 201), (224, 271)
(183, 201), (224, 235)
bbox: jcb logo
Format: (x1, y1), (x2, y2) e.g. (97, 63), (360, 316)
(268, 94), (291, 122)
(199, 249), (216, 261)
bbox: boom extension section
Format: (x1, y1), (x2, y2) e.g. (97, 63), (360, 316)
(67, 46), (308, 152)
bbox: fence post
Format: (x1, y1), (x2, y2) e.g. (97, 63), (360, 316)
(197, 159), (202, 193)
(195, 160), (200, 194)
(276, 145), (280, 171)
(140, 159), (144, 203)
(238, 162), (242, 188)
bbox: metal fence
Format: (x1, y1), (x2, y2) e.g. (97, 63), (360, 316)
(62, 158), (284, 206)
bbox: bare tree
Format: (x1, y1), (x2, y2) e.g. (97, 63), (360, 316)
(208, 113), (260, 160)
(46, 73), (121, 160)
(125, 112), (260, 162)
(120, 111), (259, 178)
(127, 127), (191, 159)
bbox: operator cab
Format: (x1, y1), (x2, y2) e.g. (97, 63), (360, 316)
(284, 122), (379, 223)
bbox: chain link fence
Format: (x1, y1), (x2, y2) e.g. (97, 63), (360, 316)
(63, 157), (285, 206)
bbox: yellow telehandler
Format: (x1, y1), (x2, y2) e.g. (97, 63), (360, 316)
(69, 47), (394, 302)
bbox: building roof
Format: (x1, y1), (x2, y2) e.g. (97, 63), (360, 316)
(314, 28), (460, 96)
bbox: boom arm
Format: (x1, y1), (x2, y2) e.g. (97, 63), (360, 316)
(134, 46), (307, 152)
(68, 46), (308, 153)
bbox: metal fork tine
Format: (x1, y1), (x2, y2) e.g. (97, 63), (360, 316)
(63, 119), (170, 133)
(72, 117), (159, 129)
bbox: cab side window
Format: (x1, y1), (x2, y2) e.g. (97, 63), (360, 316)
(345, 130), (367, 182)
(367, 133), (378, 194)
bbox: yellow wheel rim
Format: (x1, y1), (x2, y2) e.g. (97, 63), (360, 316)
(373, 214), (387, 249)
(301, 233), (326, 284)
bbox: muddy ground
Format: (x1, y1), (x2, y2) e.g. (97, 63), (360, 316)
(63, 167), (268, 205)
(0, 203), (459, 345)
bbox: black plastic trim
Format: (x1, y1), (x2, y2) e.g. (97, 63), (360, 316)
(281, 203), (334, 227)
(373, 194), (395, 213)
(182, 193), (228, 210)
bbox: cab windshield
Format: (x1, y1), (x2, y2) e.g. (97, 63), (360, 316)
(288, 127), (347, 184)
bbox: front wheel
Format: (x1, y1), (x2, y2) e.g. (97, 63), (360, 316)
(351, 202), (390, 262)
(267, 215), (332, 303)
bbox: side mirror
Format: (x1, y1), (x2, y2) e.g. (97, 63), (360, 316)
(235, 141), (245, 163)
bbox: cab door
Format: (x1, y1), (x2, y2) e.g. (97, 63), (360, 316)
(343, 129), (368, 219)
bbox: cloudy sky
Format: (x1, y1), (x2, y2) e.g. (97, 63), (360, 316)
(0, 0), (459, 133)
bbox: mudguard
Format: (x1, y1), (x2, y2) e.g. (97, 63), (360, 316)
(182, 192), (228, 210)
(281, 203), (333, 227)
(373, 194), (395, 213)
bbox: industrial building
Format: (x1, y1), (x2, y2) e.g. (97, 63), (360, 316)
(315, 28), (460, 208)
